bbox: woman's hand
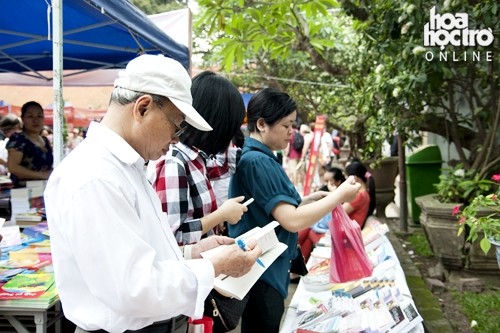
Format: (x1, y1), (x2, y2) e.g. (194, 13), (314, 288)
(218, 196), (248, 224)
(301, 191), (330, 205)
(334, 176), (360, 202)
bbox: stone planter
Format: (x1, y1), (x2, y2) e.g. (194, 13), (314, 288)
(467, 235), (500, 272)
(415, 194), (465, 270)
(464, 208), (500, 273)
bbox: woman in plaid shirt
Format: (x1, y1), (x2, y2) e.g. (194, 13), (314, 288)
(152, 71), (248, 246)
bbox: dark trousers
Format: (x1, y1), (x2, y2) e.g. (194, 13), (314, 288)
(241, 280), (284, 333)
(75, 315), (187, 333)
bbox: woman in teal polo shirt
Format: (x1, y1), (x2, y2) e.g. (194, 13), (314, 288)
(228, 88), (360, 333)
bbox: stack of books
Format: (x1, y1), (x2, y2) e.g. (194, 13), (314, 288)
(0, 177), (13, 191)
(14, 208), (45, 226)
(0, 272), (58, 308)
(0, 222), (57, 308)
(10, 180), (47, 226)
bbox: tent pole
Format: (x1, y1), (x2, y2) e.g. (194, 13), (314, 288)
(52, 0), (64, 166)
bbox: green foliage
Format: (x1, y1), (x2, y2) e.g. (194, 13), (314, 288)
(194, 0), (500, 168)
(434, 164), (495, 204)
(457, 174), (500, 254)
(452, 290), (500, 333)
(406, 232), (434, 258)
(131, 0), (185, 14)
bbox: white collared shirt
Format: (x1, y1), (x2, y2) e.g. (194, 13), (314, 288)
(44, 122), (214, 332)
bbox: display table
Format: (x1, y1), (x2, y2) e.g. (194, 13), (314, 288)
(280, 233), (424, 333)
(0, 298), (62, 333)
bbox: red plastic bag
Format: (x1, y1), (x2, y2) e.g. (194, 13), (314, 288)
(328, 205), (373, 283)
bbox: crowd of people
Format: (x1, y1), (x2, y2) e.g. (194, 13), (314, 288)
(282, 119), (349, 192)
(2, 54), (379, 333)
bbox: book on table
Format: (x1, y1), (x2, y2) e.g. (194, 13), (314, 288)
(0, 272), (54, 299)
(10, 186), (45, 224)
(14, 209), (45, 227)
(25, 180), (48, 188)
(0, 281), (58, 309)
(201, 220), (288, 300)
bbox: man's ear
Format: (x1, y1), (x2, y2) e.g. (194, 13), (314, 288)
(134, 95), (153, 118)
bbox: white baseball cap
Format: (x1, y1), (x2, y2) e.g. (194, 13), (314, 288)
(114, 54), (212, 131)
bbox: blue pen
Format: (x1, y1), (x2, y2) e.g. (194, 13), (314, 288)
(236, 239), (266, 268)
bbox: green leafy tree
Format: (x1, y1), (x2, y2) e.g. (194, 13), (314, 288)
(195, 0), (361, 137)
(131, 0), (185, 14)
(195, 0), (499, 186)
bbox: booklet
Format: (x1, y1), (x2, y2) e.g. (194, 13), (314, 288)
(201, 221), (288, 300)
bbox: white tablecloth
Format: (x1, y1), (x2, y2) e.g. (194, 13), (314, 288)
(279, 235), (425, 333)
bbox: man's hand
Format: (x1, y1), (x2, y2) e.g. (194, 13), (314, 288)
(191, 236), (262, 277)
(209, 239), (262, 277)
(191, 235), (235, 259)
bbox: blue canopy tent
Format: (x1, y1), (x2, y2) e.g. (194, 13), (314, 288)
(0, 0), (190, 164)
(0, 0), (189, 75)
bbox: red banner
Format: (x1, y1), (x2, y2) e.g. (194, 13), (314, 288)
(303, 115), (326, 196)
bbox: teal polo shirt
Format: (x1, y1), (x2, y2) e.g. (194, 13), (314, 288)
(229, 137), (302, 299)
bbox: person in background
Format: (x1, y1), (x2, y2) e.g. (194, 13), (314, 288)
(44, 54), (260, 333)
(41, 126), (53, 147)
(300, 122), (315, 167)
(331, 129), (343, 161)
(211, 127), (245, 209)
(0, 114), (22, 175)
(298, 166), (346, 263)
(151, 71), (248, 246)
(283, 123), (303, 187)
(343, 161), (376, 228)
(65, 128), (84, 155)
(318, 166), (345, 192)
(228, 88), (360, 333)
(319, 125), (334, 171)
(7, 101), (53, 188)
(390, 131), (399, 156)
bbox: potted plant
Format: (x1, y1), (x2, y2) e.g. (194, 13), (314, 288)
(457, 174), (500, 269)
(416, 164), (495, 270)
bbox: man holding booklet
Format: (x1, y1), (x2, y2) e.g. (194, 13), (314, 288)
(44, 54), (261, 333)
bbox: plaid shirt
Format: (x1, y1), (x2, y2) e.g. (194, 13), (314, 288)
(153, 142), (238, 245)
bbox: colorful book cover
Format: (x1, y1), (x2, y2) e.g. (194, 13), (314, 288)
(0, 273), (54, 299)
(0, 283), (59, 308)
(9, 245), (51, 257)
(0, 268), (26, 282)
(0, 257), (52, 270)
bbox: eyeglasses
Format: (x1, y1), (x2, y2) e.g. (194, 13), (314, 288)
(173, 123), (187, 137)
(158, 103), (187, 137)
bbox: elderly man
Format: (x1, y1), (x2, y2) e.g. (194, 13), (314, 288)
(44, 54), (260, 333)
